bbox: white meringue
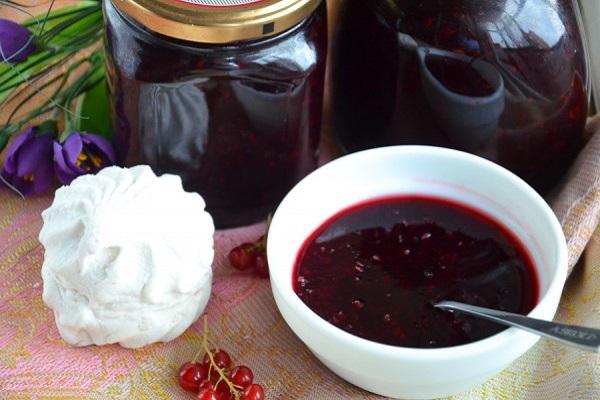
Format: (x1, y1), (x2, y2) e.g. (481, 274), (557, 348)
(40, 165), (214, 348)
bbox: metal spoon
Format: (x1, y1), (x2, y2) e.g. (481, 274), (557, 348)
(435, 301), (600, 353)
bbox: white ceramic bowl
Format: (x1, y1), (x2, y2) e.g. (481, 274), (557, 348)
(267, 146), (568, 399)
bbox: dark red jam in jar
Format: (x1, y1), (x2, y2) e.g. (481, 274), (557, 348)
(294, 196), (539, 348)
(331, 0), (589, 192)
(103, 0), (327, 228)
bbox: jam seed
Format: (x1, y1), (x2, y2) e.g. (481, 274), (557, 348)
(297, 276), (308, 287)
(351, 299), (365, 310)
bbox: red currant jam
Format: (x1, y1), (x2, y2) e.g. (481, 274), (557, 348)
(293, 196), (539, 348)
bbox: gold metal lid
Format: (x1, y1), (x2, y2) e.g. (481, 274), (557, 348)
(112, 0), (322, 44)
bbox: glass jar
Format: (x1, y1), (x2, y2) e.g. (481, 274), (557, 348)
(331, 0), (589, 192)
(103, 0), (327, 228)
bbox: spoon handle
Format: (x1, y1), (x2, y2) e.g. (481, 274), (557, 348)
(435, 301), (600, 353)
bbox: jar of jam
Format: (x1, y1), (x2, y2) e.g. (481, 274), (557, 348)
(103, 0), (327, 228)
(331, 0), (589, 192)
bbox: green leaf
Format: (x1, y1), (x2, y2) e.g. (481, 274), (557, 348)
(0, 2), (103, 102)
(75, 77), (111, 139)
(42, 9), (103, 48)
(0, 49), (71, 102)
(22, 1), (100, 31)
(37, 119), (58, 136)
(0, 0), (105, 144)
(0, 129), (9, 152)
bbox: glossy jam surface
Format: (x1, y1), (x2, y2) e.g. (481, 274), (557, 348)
(104, 1), (327, 228)
(331, 0), (588, 191)
(294, 196), (538, 348)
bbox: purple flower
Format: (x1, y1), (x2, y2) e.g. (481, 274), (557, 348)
(1, 127), (54, 195)
(0, 19), (36, 63)
(53, 132), (116, 185)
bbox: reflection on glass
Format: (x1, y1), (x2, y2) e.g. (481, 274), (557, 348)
(139, 80), (210, 174)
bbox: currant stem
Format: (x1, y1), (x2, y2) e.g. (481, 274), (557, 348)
(254, 214), (273, 252)
(264, 213), (272, 243)
(190, 315), (209, 363)
(201, 316), (241, 400)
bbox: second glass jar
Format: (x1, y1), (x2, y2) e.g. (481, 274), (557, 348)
(331, 0), (589, 192)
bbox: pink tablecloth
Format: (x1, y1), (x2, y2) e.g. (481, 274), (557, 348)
(0, 125), (599, 399)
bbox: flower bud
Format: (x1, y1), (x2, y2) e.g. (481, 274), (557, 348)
(0, 19), (36, 63)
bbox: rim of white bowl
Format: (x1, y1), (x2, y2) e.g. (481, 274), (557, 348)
(268, 145), (568, 361)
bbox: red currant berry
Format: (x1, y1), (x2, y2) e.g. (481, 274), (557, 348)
(217, 389), (234, 400)
(178, 362), (205, 392)
(214, 378), (231, 395)
(241, 384), (265, 400)
(198, 379), (216, 392)
(230, 366), (254, 390)
(228, 243), (257, 271)
(253, 254), (269, 279)
(197, 388), (220, 400)
(199, 363), (211, 381)
(203, 350), (233, 370)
